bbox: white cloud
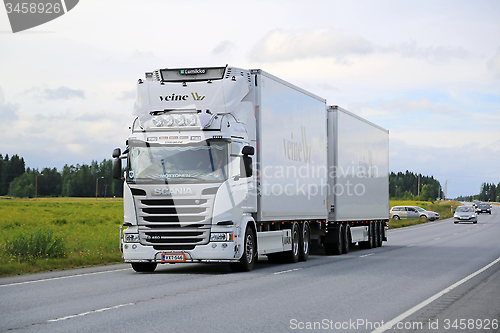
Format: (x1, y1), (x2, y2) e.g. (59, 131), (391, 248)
(249, 29), (374, 63)
(487, 47), (500, 78)
(383, 40), (472, 63)
(212, 40), (236, 55)
(0, 87), (19, 122)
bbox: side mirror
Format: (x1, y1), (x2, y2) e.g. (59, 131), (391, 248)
(112, 148), (121, 158)
(240, 155), (252, 178)
(113, 158), (122, 180)
(242, 146), (254, 156)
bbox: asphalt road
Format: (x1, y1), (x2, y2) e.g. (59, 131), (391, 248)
(1, 206), (499, 333)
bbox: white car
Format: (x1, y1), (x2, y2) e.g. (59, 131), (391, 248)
(413, 206), (440, 221)
(454, 206), (477, 224)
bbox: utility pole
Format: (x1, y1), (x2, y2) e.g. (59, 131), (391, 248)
(418, 175), (420, 196)
(96, 176), (104, 200)
(444, 179), (451, 200)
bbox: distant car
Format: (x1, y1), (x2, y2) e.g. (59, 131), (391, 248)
(476, 203), (491, 214)
(454, 206), (477, 224)
(413, 206), (440, 221)
(390, 206), (419, 220)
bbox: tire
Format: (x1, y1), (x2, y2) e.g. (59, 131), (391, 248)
(393, 215), (400, 220)
(299, 222), (311, 262)
(454, 221), (458, 224)
(230, 225), (256, 272)
(284, 222), (301, 263)
(131, 262), (157, 273)
(372, 222), (378, 248)
(324, 225), (343, 255)
(420, 215), (428, 222)
(342, 224), (351, 254)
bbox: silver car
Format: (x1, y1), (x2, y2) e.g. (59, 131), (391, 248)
(454, 206), (477, 224)
(414, 206), (440, 221)
(390, 206), (419, 220)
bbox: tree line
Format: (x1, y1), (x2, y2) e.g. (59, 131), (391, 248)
(456, 182), (500, 203)
(0, 154), (123, 198)
(389, 170), (443, 201)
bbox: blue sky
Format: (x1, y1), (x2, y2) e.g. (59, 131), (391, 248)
(1, 0), (499, 198)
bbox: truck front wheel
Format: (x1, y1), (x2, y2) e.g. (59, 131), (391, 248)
(230, 225), (256, 272)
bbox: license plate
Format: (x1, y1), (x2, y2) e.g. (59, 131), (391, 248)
(161, 253), (185, 262)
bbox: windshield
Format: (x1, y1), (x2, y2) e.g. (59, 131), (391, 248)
(414, 207), (425, 212)
(456, 206), (474, 212)
(127, 141), (228, 183)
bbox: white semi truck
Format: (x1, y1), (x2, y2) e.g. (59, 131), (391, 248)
(113, 66), (389, 272)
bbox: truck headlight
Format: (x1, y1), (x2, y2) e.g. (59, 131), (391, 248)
(124, 233), (140, 243)
(210, 232), (233, 242)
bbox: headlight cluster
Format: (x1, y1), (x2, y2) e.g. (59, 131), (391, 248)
(123, 233), (140, 243)
(210, 232), (233, 242)
(152, 114), (198, 127)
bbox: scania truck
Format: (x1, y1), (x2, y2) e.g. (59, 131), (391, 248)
(113, 66), (389, 272)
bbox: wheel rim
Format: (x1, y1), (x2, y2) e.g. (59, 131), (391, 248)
(245, 233), (254, 264)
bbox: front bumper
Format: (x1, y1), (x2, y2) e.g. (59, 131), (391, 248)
(122, 241), (241, 263)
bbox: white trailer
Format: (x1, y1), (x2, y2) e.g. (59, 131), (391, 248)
(113, 66), (389, 272)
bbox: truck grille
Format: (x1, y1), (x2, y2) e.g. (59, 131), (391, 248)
(134, 196), (214, 248)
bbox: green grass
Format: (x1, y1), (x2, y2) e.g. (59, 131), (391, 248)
(0, 197), (123, 277)
(388, 199), (460, 229)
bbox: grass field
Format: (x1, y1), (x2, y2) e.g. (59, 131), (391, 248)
(0, 197), (461, 278)
(0, 197), (124, 277)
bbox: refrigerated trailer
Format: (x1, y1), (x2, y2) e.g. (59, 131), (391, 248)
(113, 66), (389, 272)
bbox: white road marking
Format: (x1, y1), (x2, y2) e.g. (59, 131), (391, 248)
(360, 253), (374, 258)
(0, 268), (130, 288)
(273, 268), (302, 275)
(47, 303), (134, 322)
(371, 256), (500, 333)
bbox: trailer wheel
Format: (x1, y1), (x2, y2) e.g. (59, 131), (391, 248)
(299, 222), (311, 261)
(230, 225), (256, 272)
(342, 224), (351, 254)
(373, 222), (379, 248)
(131, 262), (157, 273)
(324, 225), (343, 255)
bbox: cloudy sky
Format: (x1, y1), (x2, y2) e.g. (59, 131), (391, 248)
(1, 0), (499, 198)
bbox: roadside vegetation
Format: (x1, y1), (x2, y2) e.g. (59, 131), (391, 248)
(0, 197), (123, 277)
(388, 199), (460, 229)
